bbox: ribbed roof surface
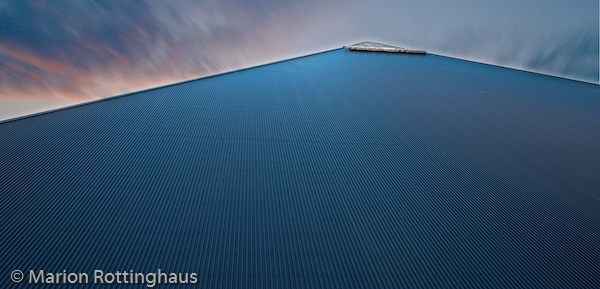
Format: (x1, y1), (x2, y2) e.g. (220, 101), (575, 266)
(1, 48), (600, 288)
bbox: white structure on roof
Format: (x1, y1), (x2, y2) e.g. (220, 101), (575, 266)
(344, 41), (426, 54)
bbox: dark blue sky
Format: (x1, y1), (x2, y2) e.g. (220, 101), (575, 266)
(0, 0), (598, 120)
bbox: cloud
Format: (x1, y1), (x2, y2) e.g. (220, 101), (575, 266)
(316, 0), (599, 84)
(430, 23), (599, 83)
(0, 0), (351, 103)
(0, 0), (597, 120)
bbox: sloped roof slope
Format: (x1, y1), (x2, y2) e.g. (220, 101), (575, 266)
(1, 47), (599, 288)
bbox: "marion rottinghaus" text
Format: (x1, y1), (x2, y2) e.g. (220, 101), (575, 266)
(29, 269), (198, 287)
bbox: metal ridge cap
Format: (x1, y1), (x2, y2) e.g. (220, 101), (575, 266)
(344, 42), (427, 54)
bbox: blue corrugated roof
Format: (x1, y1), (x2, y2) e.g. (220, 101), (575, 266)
(1, 48), (599, 288)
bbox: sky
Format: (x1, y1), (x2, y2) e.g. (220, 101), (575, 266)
(0, 0), (598, 121)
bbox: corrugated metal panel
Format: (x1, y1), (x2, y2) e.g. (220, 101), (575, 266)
(1, 48), (599, 288)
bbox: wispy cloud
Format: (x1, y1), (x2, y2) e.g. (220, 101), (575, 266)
(0, 0), (349, 103)
(0, 0), (597, 120)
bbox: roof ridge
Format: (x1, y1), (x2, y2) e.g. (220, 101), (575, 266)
(344, 41), (426, 54)
(0, 47), (342, 125)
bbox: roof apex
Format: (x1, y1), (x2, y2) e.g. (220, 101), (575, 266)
(344, 41), (426, 54)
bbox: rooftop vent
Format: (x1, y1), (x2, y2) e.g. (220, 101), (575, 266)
(344, 41), (426, 54)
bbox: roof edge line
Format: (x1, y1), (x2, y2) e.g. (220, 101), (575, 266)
(0, 47), (343, 125)
(429, 53), (600, 86)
